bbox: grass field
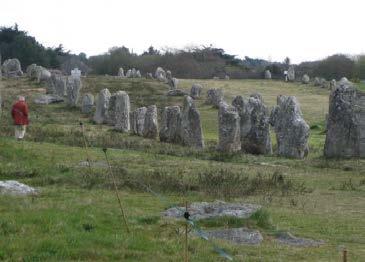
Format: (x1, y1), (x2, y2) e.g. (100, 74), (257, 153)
(0, 77), (364, 261)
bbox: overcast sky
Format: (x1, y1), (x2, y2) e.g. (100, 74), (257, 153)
(1, 0), (364, 63)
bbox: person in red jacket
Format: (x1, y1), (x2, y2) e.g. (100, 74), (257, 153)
(11, 96), (29, 140)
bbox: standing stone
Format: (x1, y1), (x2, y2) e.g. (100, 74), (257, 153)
(114, 91), (130, 132)
(218, 102), (241, 153)
(168, 78), (178, 90)
(180, 96), (204, 148)
(270, 95), (309, 159)
(264, 70), (272, 79)
(126, 69), (132, 78)
(54, 75), (67, 97)
(339, 77), (350, 84)
(146, 73), (154, 79)
(143, 105), (158, 139)
(302, 74), (310, 84)
(2, 58), (23, 78)
(190, 84), (202, 99)
(131, 107), (147, 136)
(166, 70), (172, 81)
(324, 82), (365, 158)
(159, 106), (181, 143)
(329, 79), (337, 90)
(131, 68), (137, 78)
(232, 94), (272, 155)
(136, 70), (142, 78)
(206, 88), (224, 108)
(287, 66), (295, 81)
(155, 67), (167, 82)
(66, 77), (82, 107)
(93, 88), (111, 124)
(225, 75), (230, 80)
(71, 68), (81, 79)
(81, 93), (94, 114)
(118, 67), (125, 78)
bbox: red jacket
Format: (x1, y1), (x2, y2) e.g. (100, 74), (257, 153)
(11, 101), (29, 125)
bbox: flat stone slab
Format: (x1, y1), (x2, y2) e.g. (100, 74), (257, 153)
(166, 89), (189, 96)
(163, 201), (261, 220)
(0, 180), (37, 196)
(205, 227), (263, 245)
(276, 232), (325, 247)
(34, 94), (64, 104)
(78, 161), (108, 168)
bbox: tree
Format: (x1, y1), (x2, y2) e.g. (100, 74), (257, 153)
(314, 54), (355, 80)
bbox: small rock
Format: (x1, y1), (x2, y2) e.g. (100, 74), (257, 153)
(0, 180), (37, 196)
(166, 89), (188, 96)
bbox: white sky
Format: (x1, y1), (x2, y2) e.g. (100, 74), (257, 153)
(1, 0), (364, 63)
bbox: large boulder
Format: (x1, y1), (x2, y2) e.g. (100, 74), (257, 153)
(180, 96), (204, 148)
(143, 105), (158, 139)
(81, 93), (94, 114)
(190, 84), (203, 99)
(324, 82), (365, 158)
(217, 102), (241, 153)
(287, 66), (295, 81)
(114, 91), (130, 132)
(66, 77), (82, 107)
(264, 70), (272, 79)
(26, 64), (38, 78)
(159, 106), (181, 143)
(2, 58), (23, 78)
(155, 67), (167, 82)
(37, 67), (51, 83)
(270, 95), (309, 159)
(302, 74), (310, 84)
(232, 94), (272, 155)
(206, 88), (224, 108)
(93, 88), (111, 124)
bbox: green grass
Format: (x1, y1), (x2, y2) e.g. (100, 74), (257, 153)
(0, 77), (364, 261)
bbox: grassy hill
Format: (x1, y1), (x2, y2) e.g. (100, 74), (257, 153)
(0, 77), (364, 261)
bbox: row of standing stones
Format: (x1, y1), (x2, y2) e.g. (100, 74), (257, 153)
(2, 58), (363, 159)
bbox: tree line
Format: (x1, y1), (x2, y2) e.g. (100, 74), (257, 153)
(1, 25), (364, 80)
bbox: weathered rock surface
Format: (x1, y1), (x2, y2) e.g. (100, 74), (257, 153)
(143, 105), (158, 139)
(155, 67), (167, 82)
(163, 201), (261, 220)
(180, 96), (204, 148)
(114, 91), (130, 132)
(0, 180), (37, 196)
(159, 106), (181, 143)
(190, 84), (202, 99)
(66, 77), (82, 107)
(264, 70), (272, 79)
(275, 232), (325, 247)
(218, 102), (241, 152)
(270, 95), (309, 158)
(206, 88), (224, 108)
(131, 107), (147, 136)
(2, 58), (23, 78)
(324, 82), (365, 158)
(166, 89), (188, 96)
(93, 88), (111, 124)
(206, 228), (263, 245)
(232, 94), (272, 154)
(287, 66), (295, 81)
(34, 94), (64, 105)
(118, 67), (125, 77)
(302, 74), (310, 84)
(81, 93), (94, 113)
